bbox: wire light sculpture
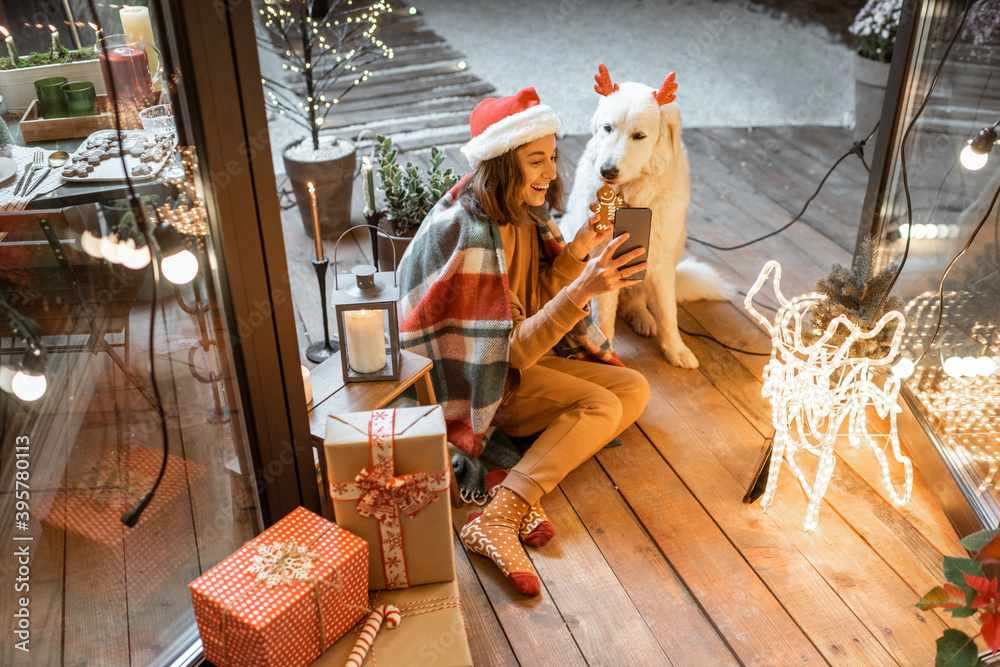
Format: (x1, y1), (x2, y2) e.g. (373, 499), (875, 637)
(745, 260), (913, 530)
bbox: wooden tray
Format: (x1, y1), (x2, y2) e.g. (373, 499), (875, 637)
(18, 93), (163, 142)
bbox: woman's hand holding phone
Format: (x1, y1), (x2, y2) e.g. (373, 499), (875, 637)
(567, 233), (649, 308)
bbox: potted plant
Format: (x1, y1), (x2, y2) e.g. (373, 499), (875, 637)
(373, 134), (459, 270)
(0, 40), (103, 114)
(849, 0), (902, 140)
(917, 528), (1000, 666)
(256, 0), (393, 240)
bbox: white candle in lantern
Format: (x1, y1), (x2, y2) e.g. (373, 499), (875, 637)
(301, 365), (312, 404)
(119, 5), (160, 87)
(344, 309), (386, 374)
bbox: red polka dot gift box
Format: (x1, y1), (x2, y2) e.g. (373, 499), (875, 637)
(189, 506), (368, 667)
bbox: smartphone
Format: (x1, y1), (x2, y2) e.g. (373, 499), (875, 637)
(612, 207), (651, 281)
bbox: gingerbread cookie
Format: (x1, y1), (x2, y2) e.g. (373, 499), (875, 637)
(131, 163), (153, 176)
(589, 184), (624, 232)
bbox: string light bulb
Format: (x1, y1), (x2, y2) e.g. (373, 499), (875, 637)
(959, 124), (997, 171)
(12, 349), (47, 402)
(153, 221), (198, 285)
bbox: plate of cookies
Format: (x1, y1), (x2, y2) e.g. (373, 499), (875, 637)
(62, 130), (173, 182)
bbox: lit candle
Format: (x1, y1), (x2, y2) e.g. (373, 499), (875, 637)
(362, 156), (375, 217)
(344, 309), (387, 373)
(49, 25), (61, 56)
(308, 181), (323, 261)
(301, 365), (312, 404)
(119, 5), (159, 87)
(89, 22), (103, 46)
(1, 27), (20, 68)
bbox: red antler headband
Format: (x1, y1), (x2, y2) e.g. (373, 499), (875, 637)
(654, 72), (678, 106)
(594, 64), (678, 107)
(594, 63), (619, 96)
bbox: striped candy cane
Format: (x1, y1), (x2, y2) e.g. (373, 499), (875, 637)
(345, 605), (401, 667)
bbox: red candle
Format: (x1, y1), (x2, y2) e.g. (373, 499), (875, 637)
(100, 43), (153, 104)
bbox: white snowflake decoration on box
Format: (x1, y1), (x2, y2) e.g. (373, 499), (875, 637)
(246, 539), (317, 587)
(745, 260), (913, 531)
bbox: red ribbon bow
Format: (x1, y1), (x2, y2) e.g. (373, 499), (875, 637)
(353, 467), (440, 521)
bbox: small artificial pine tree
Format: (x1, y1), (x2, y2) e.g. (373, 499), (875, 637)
(375, 134), (458, 236)
(810, 235), (904, 361)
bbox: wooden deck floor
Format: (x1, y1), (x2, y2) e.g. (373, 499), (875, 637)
(283, 125), (986, 666)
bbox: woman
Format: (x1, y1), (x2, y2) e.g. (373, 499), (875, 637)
(398, 88), (650, 596)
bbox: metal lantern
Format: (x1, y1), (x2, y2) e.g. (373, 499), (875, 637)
(331, 225), (401, 383)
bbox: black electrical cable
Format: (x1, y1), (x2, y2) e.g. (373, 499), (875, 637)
(688, 122), (878, 252)
(84, 0), (173, 527)
(909, 180), (1000, 369)
(873, 0), (972, 319)
(678, 325), (771, 356)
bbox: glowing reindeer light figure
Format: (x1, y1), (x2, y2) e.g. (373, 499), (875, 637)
(745, 260), (913, 531)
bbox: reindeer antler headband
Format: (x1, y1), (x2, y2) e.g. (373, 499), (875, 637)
(594, 63), (677, 106)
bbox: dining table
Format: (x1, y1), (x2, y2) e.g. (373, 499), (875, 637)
(7, 119), (176, 210)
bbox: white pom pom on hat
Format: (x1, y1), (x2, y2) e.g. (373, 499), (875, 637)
(463, 87), (561, 169)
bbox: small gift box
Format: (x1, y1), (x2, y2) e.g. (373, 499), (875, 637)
(189, 506), (368, 667)
(309, 579), (473, 667)
(324, 406), (455, 590)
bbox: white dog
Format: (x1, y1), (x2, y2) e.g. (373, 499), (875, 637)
(560, 64), (732, 369)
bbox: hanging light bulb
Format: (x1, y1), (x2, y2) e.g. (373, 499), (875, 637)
(892, 355), (915, 378)
(959, 125), (997, 171)
(80, 230), (104, 258)
(153, 221), (198, 285)
(12, 349), (47, 402)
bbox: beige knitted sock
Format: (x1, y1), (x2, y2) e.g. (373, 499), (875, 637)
(467, 469), (555, 547)
(459, 488), (540, 596)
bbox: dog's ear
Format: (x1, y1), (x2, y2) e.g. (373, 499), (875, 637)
(658, 104), (683, 155)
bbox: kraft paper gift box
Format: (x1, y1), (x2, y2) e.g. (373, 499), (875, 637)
(324, 406), (455, 590)
(309, 579), (473, 667)
(189, 506), (369, 667)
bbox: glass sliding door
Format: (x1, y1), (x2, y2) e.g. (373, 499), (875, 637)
(863, 0), (1000, 534)
(0, 0), (313, 664)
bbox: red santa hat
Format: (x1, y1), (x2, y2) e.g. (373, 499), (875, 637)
(463, 87), (561, 169)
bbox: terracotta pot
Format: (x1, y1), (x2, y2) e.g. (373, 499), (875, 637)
(282, 137), (356, 240)
(854, 53), (892, 142)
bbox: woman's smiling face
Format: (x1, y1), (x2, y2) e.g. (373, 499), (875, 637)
(516, 134), (558, 207)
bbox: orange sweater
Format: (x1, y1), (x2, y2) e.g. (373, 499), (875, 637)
(498, 220), (588, 370)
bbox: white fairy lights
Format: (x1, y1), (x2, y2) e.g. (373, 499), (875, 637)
(257, 1), (393, 133)
(745, 260), (912, 531)
(903, 290), (999, 492)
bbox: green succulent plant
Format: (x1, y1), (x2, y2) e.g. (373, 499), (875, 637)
(375, 134), (458, 236)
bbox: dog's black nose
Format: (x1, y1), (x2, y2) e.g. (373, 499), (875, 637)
(600, 166), (619, 181)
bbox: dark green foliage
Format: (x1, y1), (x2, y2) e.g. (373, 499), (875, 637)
(375, 134), (458, 236)
(0, 46), (97, 71)
(810, 236), (905, 360)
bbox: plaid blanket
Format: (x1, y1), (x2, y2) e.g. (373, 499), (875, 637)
(398, 178), (621, 457)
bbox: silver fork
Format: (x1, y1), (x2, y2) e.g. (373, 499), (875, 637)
(14, 151), (44, 197)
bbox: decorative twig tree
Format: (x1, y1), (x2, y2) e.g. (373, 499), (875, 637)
(256, 0), (393, 152)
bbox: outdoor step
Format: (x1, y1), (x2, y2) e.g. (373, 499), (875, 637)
(336, 110), (473, 141)
(324, 79), (494, 117)
(323, 95), (480, 129)
(288, 71), (483, 104)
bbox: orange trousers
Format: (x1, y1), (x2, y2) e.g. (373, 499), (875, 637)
(492, 356), (650, 506)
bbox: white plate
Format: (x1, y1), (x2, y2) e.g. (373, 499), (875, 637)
(0, 156), (16, 183)
(63, 130), (170, 182)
